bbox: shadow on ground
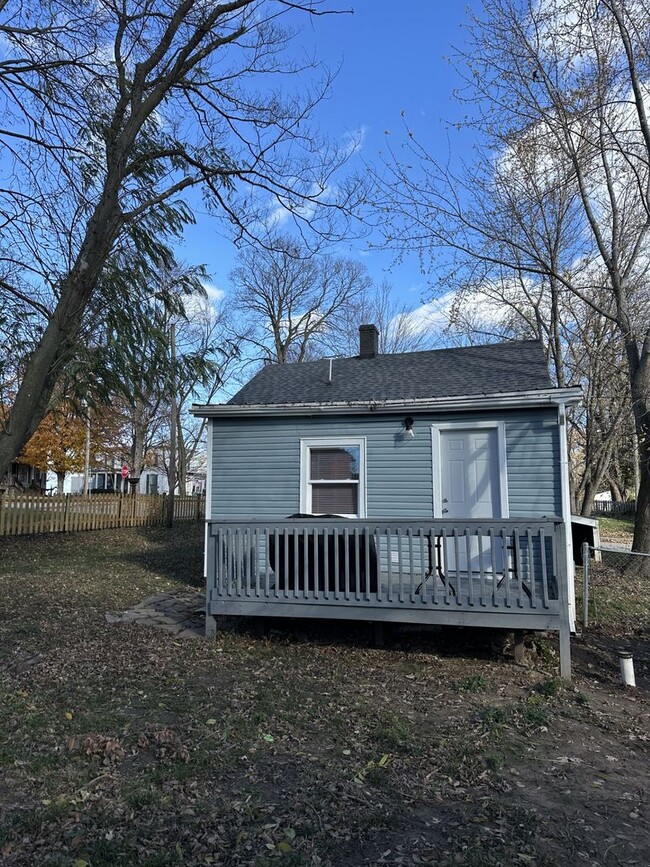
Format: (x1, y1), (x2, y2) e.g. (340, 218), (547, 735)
(121, 523), (204, 588)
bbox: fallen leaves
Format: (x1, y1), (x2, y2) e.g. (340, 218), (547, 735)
(1, 524), (649, 867)
(137, 724), (190, 764)
(67, 733), (126, 766)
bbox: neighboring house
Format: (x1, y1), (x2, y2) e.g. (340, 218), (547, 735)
(192, 326), (582, 678)
(138, 469), (170, 496)
(185, 471), (206, 496)
(51, 467), (169, 495)
(2, 461), (46, 492)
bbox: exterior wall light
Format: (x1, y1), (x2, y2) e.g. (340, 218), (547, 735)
(404, 416), (415, 438)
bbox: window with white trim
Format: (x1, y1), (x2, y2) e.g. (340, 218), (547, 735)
(300, 438), (366, 518)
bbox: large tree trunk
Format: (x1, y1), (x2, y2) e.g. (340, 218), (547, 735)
(581, 483), (599, 519)
(625, 336), (650, 554)
(0, 174), (122, 482)
(609, 478), (624, 502)
(130, 427), (145, 480)
(56, 471), (65, 494)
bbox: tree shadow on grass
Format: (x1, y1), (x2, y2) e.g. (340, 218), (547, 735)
(120, 523), (205, 589)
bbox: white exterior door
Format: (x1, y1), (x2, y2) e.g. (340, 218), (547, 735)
(435, 425), (507, 575)
(440, 428), (501, 520)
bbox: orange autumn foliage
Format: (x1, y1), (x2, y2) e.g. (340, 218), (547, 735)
(17, 410), (87, 477)
(16, 405), (127, 480)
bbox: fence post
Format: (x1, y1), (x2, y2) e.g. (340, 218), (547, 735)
(0, 490), (5, 537)
(63, 494), (70, 532)
(582, 541), (590, 629)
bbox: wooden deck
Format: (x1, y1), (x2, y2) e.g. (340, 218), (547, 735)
(205, 518), (572, 678)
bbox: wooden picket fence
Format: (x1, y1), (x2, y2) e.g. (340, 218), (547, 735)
(0, 492), (205, 537)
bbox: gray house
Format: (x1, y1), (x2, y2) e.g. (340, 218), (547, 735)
(192, 327), (581, 678)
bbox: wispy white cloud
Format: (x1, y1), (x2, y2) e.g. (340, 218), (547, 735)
(395, 289), (507, 337)
(201, 281), (225, 305)
(262, 128), (367, 231)
(183, 281), (225, 321)
(264, 180), (334, 231)
(337, 126), (367, 161)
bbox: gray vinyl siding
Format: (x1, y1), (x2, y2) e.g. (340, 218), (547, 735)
(209, 409), (561, 520)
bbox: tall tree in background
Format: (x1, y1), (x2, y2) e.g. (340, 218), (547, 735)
(111, 265), (232, 484)
(230, 237), (372, 363)
(378, 0), (650, 553)
(0, 0), (364, 481)
(173, 297), (239, 493)
(327, 280), (436, 356)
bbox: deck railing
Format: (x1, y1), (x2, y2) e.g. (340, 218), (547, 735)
(207, 518), (566, 616)
(206, 518), (572, 678)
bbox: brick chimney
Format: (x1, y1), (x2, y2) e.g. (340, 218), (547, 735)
(359, 324), (379, 358)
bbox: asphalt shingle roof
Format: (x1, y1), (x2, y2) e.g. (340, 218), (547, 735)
(228, 340), (554, 406)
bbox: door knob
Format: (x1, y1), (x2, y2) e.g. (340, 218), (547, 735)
(442, 508), (449, 514)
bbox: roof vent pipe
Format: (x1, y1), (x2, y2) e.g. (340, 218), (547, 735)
(359, 324), (379, 359)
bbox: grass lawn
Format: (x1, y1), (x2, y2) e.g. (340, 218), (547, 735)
(597, 515), (635, 544)
(1, 526), (649, 866)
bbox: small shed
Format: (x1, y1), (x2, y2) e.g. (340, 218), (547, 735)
(192, 327), (582, 678)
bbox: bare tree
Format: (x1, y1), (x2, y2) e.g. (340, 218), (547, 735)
(0, 0), (365, 481)
(326, 280), (437, 355)
(230, 236), (372, 363)
(440, 269), (634, 517)
(378, 0), (650, 554)
(173, 294), (239, 492)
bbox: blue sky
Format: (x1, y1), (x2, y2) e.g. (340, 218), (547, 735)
(179, 1), (479, 313)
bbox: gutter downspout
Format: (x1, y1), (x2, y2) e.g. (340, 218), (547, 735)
(558, 402), (576, 630)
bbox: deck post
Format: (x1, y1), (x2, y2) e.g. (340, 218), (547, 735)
(205, 611), (218, 638)
(557, 522), (572, 681)
(513, 630), (525, 664)
(373, 622), (385, 647)
(581, 541), (590, 629)
(559, 620), (571, 681)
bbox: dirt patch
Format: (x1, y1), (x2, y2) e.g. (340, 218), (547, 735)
(0, 526), (648, 866)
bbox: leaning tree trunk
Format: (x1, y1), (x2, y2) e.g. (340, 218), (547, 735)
(0, 169), (123, 483)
